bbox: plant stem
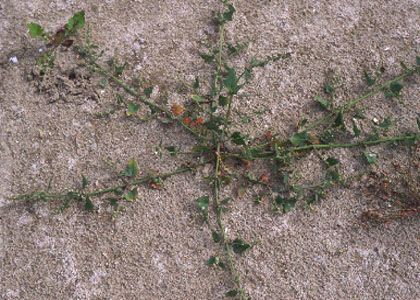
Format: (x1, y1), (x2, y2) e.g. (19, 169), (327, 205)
(209, 6), (247, 297)
(291, 134), (418, 152)
(225, 134), (418, 160)
(214, 144), (247, 300)
(11, 165), (198, 202)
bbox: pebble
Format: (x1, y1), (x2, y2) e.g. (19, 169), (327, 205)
(9, 56), (18, 64)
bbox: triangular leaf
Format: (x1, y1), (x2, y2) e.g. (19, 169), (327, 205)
(144, 86), (154, 98)
(218, 95), (228, 107)
(334, 111), (345, 129)
(84, 197), (94, 211)
(364, 152), (378, 165)
(212, 231), (221, 243)
(363, 70), (376, 86)
(223, 67), (240, 95)
(231, 131), (247, 146)
(206, 256), (219, 266)
(275, 196), (296, 213)
(196, 196), (209, 213)
(324, 82), (335, 96)
(378, 117), (392, 130)
(385, 81), (403, 98)
(66, 11), (85, 34)
(82, 175), (89, 189)
(325, 157), (339, 167)
(222, 4), (235, 22)
(315, 96), (331, 110)
(121, 159), (139, 177)
(126, 102), (139, 116)
(289, 131), (309, 147)
(123, 187), (138, 202)
(200, 53), (214, 63)
(28, 22), (47, 39)
(231, 238), (251, 254)
(352, 119), (361, 137)
(193, 77), (200, 89)
(165, 146), (177, 156)
(225, 290), (238, 297)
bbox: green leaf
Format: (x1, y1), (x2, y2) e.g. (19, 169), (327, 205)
(84, 197), (94, 211)
(307, 192), (320, 205)
(275, 196), (296, 213)
(364, 152), (378, 165)
(378, 117), (392, 130)
(220, 175), (232, 186)
(217, 4), (235, 25)
(325, 157), (339, 167)
(114, 188), (124, 196)
(193, 77), (200, 90)
(191, 94), (204, 103)
(66, 11), (85, 34)
(223, 4), (235, 22)
(416, 56), (420, 66)
(28, 22), (47, 39)
(324, 82), (335, 96)
(319, 128), (336, 144)
(196, 196), (209, 214)
(121, 159), (139, 177)
(289, 131), (309, 147)
(334, 111), (345, 129)
(165, 146), (177, 156)
(315, 96), (331, 110)
(227, 42), (246, 56)
(417, 117), (420, 130)
(390, 81), (403, 94)
(193, 145), (211, 154)
(205, 117), (225, 132)
(231, 238), (251, 254)
(250, 57), (266, 68)
(99, 77), (108, 88)
(206, 256), (220, 266)
(352, 119), (361, 137)
(243, 68), (252, 81)
(144, 86), (154, 98)
(126, 102), (139, 116)
(114, 62), (127, 76)
(116, 94), (125, 104)
(212, 231), (221, 243)
(218, 95), (228, 107)
(231, 131), (247, 146)
(363, 70), (376, 86)
(326, 169), (341, 182)
(385, 81), (403, 98)
(82, 175), (89, 189)
(200, 53), (214, 63)
(223, 67), (240, 95)
(123, 187), (138, 202)
(108, 198), (119, 207)
(225, 290), (238, 297)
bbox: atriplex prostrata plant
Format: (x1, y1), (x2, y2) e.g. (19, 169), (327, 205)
(15, 1), (419, 298)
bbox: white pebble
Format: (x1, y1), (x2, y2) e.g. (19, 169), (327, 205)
(9, 56), (18, 64)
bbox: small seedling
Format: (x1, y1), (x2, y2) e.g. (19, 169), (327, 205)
(27, 11), (85, 72)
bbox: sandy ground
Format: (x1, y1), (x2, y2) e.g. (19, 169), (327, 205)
(1, 0), (419, 299)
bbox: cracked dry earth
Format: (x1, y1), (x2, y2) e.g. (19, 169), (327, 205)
(1, 1), (419, 299)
